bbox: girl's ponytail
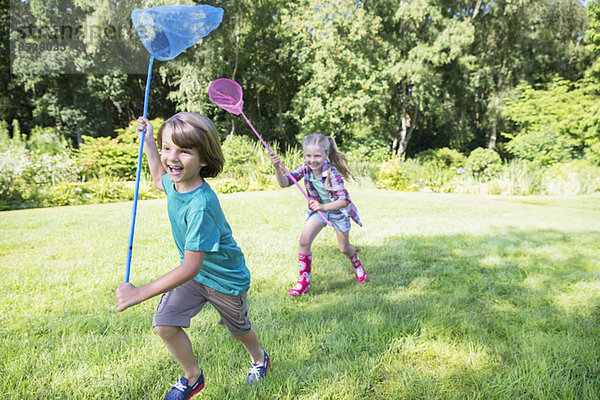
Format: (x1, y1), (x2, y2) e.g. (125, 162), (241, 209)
(326, 137), (354, 181)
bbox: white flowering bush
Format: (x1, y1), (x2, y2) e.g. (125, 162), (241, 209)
(0, 146), (81, 210)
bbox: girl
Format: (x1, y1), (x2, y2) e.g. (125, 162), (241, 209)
(116, 113), (269, 400)
(270, 133), (366, 296)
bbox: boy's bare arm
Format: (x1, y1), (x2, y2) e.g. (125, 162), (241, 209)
(137, 117), (166, 191)
(116, 250), (204, 311)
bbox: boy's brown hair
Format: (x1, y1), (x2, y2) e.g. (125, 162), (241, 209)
(157, 112), (225, 178)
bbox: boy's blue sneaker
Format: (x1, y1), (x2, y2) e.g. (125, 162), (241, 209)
(163, 371), (204, 400)
(246, 350), (270, 386)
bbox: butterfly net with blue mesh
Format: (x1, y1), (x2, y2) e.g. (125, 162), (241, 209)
(124, 4), (223, 283)
(131, 4), (223, 61)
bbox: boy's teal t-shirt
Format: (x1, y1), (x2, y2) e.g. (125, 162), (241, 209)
(161, 174), (250, 296)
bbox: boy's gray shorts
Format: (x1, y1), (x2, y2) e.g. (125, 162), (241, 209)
(152, 279), (251, 338)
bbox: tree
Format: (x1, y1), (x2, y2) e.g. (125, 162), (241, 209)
(276, 0), (388, 145)
(468, 0), (589, 151)
(585, 0), (600, 83)
(7, 0), (174, 144)
(0, 0), (33, 134)
(164, 0), (300, 146)
(367, 0), (476, 157)
(502, 77), (600, 165)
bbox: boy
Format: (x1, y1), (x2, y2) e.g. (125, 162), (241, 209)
(116, 113), (269, 400)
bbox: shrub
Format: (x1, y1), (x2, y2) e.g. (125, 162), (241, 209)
(78, 136), (139, 180)
(415, 147), (466, 168)
(505, 128), (573, 166)
(27, 126), (70, 155)
(278, 144), (304, 173)
(221, 135), (258, 178)
(78, 118), (163, 181)
(0, 145), (81, 210)
(213, 178), (248, 194)
(400, 158), (464, 193)
(220, 135), (294, 192)
(449, 159), (544, 195)
(376, 160), (413, 191)
(465, 148), (504, 181)
(342, 136), (392, 180)
(0, 121), (11, 151)
(43, 178), (163, 207)
(500, 159), (545, 195)
(543, 160), (600, 195)
(342, 136), (392, 163)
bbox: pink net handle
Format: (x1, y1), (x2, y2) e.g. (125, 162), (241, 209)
(207, 78), (331, 226)
(209, 78), (244, 115)
(237, 112), (331, 227)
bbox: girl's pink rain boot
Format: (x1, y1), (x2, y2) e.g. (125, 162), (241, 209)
(289, 253), (312, 296)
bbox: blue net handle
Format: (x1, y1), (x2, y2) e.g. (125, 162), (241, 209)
(124, 55), (154, 283)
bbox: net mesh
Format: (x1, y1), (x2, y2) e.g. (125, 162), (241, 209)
(131, 4), (224, 61)
(208, 78), (244, 115)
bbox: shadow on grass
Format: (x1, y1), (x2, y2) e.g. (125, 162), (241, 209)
(248, 228), (600, 399)
(11, 229), (599, 399)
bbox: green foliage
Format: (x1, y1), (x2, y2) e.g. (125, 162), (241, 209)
(26, 126), (70, 155)
(343, 136), (392, 163)
(376, 160), (412, 191)
(375, 148), (468, 193)
(218, 134), (303, 194)
(502, 78), (600, 165)
(543, 160), (600, 195)
(4, 0), (595, 160)
(342, 136), (392, 180)
(466, 148), (504, 181)
(506, 129), (574, 166)
(278, 144), (305, 174)
(78, 118), (163, 180)
(585, 0), (600, 82)
(78, 136), (138, 180)
(44, 178), (162, 207)
(221, 135), (266, 178)
(500, 159), (545, 196)
(277, 0), (388, 137)
(448, 159), (544, 196)
(213, 178), (248, 194)
(0, 119), (169, 210)
(415, 147), (467, 169)
(0, 144), (81, 210)
(0, 121), (9, 150)
(400, 158), (467, 193)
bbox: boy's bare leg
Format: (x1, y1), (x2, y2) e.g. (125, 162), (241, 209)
(235, 328), (265, 365)
(155, 325), (202, 384)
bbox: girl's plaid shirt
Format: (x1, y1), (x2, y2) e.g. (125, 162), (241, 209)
(284, 160), (362, 227)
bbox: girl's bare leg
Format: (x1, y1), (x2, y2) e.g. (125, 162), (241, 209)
(299, 218), (326, 254)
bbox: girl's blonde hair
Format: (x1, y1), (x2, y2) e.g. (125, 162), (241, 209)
(303, 133), (354, 181)
(158, 112), (225, 178)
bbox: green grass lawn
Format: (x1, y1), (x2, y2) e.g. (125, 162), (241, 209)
(2, 184), (600, 399)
